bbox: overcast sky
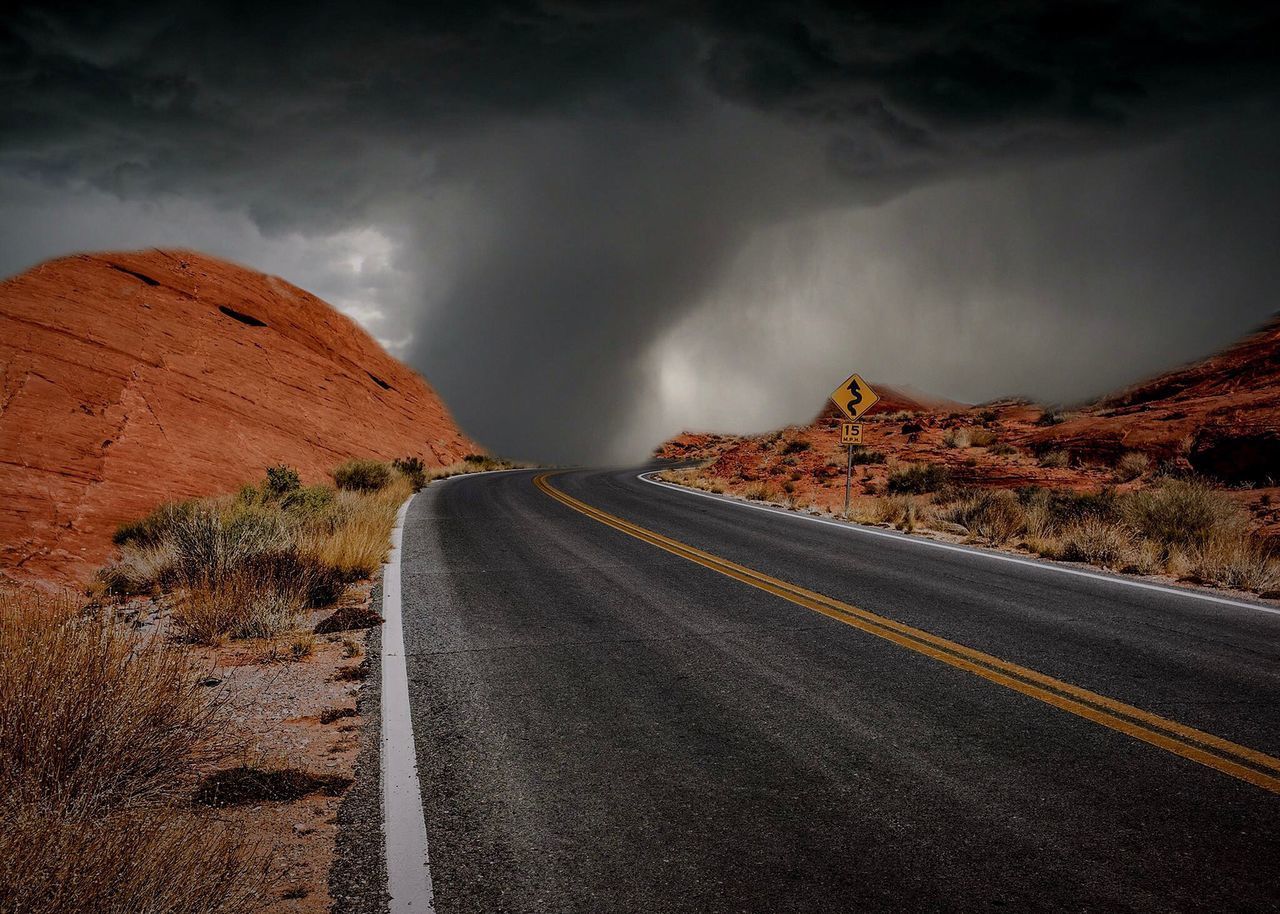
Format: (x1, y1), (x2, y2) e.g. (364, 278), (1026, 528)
(4, 2), (1279, 461)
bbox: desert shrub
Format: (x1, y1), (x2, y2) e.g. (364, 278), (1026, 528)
(1035, 410), (1064, 426)
(989, 442), (1018, 456)
(1187, 537), (1280, 593)
(977, 409), (1000, 423)
(887, 463), (950, 495)
(1114, 451), (1152, 482)
(744, 481), (776, 501)
(1038, 449), (1071, 468)
(968, 427), (998, 448)
(781, 438), (811, 454)
(281, 483), (336, 519)
(112, 499), (201, 548)
(877, 495), (920, 531)
(332, 458), (392, 492)
(264, 464), (301, 497)
(101, 461), (416, 642)
(463, 453), (488, 464)
(302, 504), (397, 581)
(1120, 479), (1244, 549)
(0, 589), (227, 809)
(941, 428), (968, 449)
(1019, 487), (1118, 525)
(97, 542), (179, 596)
(0, 805), (265, 914)
(0, 588), (264, 913)
(849, 447), (886, 465)
(1058, 518), (1139, 570)
(942, 490), (1026, 545)
(393, 456), (428, 490)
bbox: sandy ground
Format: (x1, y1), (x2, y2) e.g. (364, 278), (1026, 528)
(116, 581), (379, 913)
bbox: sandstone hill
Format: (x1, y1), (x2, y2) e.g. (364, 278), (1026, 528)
(1, 250), (478, 586)
(655, 316), (1280, 534)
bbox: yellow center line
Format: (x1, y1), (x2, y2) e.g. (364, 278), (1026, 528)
(533, 472), (1280, 795)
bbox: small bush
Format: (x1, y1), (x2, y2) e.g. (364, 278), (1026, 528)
(942, 428), (969, 449)
(1121, 480), (1244, 549)
(0, 588), (264, 914)
(393, 456), (428, 490)
(1038, 449), (1071, 468)
(744, 481), (776, 502)
(781, 439), (811, 455)
(1035, 410), (1065, 427)
(1187, 537), (1280, 593)
(968, 427), (998, 448)
(264, 464), (301, 497)
(875, 495), (920, 531)
(463, 453), (488, 464)
(333, 459), (392, 493)
(887, 463), (950, 495)
(281, 484), (336, 518)
(1114, 451), (1152, 482)
(112, 499), (201, 548)
(849, 447), (886, 465)
(989, 442), (1018, 456)
(1058, 518), (1139, 570)
(942, 490), (1026, 545)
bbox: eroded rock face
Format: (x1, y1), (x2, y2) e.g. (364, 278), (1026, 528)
(1, 250), (478, 586)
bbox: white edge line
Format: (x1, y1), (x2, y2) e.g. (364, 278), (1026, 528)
(382, 494), (436, 913)
(637, 472), (1280, 618)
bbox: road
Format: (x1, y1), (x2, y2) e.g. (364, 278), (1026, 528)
(398, 466), (1280, 913)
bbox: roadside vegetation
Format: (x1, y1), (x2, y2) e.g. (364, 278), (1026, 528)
(96, 454), (519, 644)
(2, 452), (517, 912)
(0, 587), (264, 914)
(661, 460), (1279, 597)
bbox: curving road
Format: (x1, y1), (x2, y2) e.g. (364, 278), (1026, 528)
(397, 466), (1280, 913)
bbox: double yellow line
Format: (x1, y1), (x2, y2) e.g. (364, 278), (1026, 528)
(534, 472), (1280, 795)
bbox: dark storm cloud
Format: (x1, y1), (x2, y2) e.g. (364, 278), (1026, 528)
(3, 2), (1279, 460)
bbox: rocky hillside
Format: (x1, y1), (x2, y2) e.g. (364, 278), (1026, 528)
(1024, 315), (1280, 483)
(1, 250), (478, 585)
(655, 315), (1280, 535)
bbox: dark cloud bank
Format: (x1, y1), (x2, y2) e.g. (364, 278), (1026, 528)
(3, 2), (1279, 460)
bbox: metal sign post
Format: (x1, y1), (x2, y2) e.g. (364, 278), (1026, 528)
(839, 420), (862, 517)
(845, 441), (853, 517)
(830, 373), (877, 519)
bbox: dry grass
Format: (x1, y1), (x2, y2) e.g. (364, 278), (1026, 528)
(1114, 451), (1152, 482)
(425, 453), (525, 482)
(1038, 449), (1071, 468)
(1187, 537), (1280, 593)
(0, 587), (265, 914)
(100, 462), (417, 643)
(887, 463), (950, 494)
(0, 805), (265, 914)
(0, 589), (228, 810)
(941, 489), (1025, 545)
(1120, 479), (1245, 548)
(744, 480), (776, 501)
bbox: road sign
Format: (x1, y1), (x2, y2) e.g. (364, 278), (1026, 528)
(829, 373), (879, 422)
(840, 422), (862, 445)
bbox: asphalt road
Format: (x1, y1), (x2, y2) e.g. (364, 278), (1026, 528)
(400, 466), (1280, 914)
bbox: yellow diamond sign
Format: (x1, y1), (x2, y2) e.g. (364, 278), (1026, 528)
(829, 373), (879, 422)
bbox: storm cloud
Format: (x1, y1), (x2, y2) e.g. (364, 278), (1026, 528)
(3, 2), (1279, 460)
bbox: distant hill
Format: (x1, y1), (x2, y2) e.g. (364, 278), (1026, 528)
(1024, 315), (1280, 483)
(655, 317), (1280, 524)
(0, 249), (478, 585)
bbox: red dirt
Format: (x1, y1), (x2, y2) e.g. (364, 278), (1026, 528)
(0, 250), (479, 587)
(656, 317), (1280, 530)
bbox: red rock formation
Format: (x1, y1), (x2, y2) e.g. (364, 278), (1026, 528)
(655, 317), (1280, 521)
(1, 250), (479, 586)
(1020, 314), (1280, 478)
